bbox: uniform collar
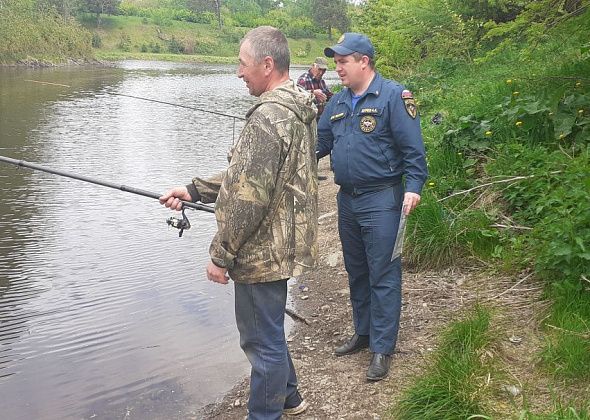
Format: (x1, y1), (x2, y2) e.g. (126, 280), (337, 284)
(339, 72), (383, 105)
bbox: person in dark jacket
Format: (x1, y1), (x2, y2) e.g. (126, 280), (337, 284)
(317, 33), (428, 381)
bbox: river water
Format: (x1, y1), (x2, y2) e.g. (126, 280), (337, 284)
(0, 60), (333, 420)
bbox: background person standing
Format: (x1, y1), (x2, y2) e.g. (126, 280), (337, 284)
(297, 56), (333, 119)
(161, 26), (318, 419)
(316, 33), (428, 381)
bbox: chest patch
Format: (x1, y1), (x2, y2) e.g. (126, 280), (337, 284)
(360, 115), (377, 133)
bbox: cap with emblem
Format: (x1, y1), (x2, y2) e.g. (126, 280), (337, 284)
(324, 33), (375, 58)
(313, 57), (328, 69)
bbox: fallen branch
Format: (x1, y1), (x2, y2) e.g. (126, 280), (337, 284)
(439, 171), (562, 202)
(439, 175), (536, 202)
(490, 223), (533, 231)
(286, 308), (309, 325)
(546, 324), (590, 339)
(487, 272), (534, 301)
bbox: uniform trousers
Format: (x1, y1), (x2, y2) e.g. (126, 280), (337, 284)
(337, 184), (403, 355)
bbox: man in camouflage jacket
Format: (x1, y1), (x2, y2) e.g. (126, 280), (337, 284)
(160, 26), (317, 419)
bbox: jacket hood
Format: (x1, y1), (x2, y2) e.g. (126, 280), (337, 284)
(247, 80), (317, 124)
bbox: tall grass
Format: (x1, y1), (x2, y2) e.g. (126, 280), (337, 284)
(393, 306), (495, 419)
(541, 281), (590, 380)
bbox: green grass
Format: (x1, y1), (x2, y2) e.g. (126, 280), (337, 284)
(393, 306), (495, 420)
(541, 281), (590, 381)
(404, 192), (499, 268)
(82, 14), (334, 65)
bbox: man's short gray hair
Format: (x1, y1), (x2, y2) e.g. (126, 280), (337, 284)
(241, 26), (290, 74)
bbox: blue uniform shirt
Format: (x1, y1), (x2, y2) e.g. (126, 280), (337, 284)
(317, 72), (428, 195)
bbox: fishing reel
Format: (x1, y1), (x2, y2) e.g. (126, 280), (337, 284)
(166, 207), (191, 237)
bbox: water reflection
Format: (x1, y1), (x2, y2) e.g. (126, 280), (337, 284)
(0, 61), (252, 420)
(0, 61), (330, 419)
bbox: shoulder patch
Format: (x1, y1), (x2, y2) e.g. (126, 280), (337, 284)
(401, 89), (417, 119)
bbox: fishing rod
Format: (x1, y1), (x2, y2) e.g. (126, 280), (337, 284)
(24, 80), (246, 120)
(108, 93), (245, 121)
(0, 155), (214, 237)
(25, 79), (247, 143)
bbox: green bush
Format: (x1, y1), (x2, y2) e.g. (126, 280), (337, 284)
(91, 32), (102, 48)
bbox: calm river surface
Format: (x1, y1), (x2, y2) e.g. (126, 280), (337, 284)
(0, 60), (333, 420)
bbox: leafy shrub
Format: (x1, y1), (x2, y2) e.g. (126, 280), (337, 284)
(167, 37), (184, 54)
(117, 32), (131, 51)
(91, 32), (102, 48)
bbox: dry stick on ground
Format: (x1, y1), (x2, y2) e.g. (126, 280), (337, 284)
(487, 272), (535, 301)
(285, 308), (310, 325)
(490, 223), (533, 231)
(438, 171), (562, 202)
(439, 175), (537, 202)
(545, 324), (590, 339)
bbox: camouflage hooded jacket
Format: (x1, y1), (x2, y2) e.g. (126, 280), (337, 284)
(188, 80), (319, 284)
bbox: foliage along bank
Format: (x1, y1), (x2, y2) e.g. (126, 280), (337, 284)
(0, 0), (93, 65)
(351, 0), (589, 417)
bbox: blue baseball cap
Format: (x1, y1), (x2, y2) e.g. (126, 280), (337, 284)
(324, 33), (375, 58)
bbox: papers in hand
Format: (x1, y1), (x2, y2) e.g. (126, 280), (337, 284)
(391, 206), (408, 261)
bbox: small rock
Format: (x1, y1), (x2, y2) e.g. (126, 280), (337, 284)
(326, 253), (340, 267)
(233, 399), (241, 407)
(301, 295), (309, 300)
(501, 384), (521, 397)
(509, 335), (522, 344)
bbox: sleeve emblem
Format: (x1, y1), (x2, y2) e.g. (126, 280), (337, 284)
(402, 90), (418, 119)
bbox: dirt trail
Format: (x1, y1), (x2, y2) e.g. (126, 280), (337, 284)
(200, 160), (562, 419)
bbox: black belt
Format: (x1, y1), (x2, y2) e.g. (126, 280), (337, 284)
(340, 183), (397, 197)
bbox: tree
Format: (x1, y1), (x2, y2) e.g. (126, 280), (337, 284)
(83, 0), (120, 27)
(186, 0), (222, 28)
(312, 0), (349, 40)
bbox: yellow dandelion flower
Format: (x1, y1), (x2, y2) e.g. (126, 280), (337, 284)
(516, 121), (523, 127)
(485, 131), (493, 136)
(512, 91), (520, 96)
(458, 152), (463, 156)
(575, 82), (582, 87)
(428, 182), (435, 187)
(559, 134), (565, 139)
(548, 112), (554, 116)
(506, 79), (512, 84)
(578, 109), (584, 115)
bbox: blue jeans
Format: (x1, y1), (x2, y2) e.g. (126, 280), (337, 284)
(235, 279), (299, 420)
(337, 185), (403, 355)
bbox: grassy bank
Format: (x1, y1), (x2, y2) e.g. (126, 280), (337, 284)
(83, 14), (332, 65)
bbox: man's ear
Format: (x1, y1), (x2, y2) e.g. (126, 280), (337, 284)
(361, 55), (370, 70)
(263, 56), (274, 76)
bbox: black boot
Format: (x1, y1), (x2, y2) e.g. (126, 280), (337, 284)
(366, 353), (391, 381)
(334, 334), (369, 356)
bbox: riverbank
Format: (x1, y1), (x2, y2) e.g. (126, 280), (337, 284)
(196, 160), (572, 419)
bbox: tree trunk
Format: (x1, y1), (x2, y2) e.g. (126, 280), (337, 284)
(214, 0), (221, 29)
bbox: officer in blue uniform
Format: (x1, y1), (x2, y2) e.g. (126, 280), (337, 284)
(317, 33), (428, 381)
